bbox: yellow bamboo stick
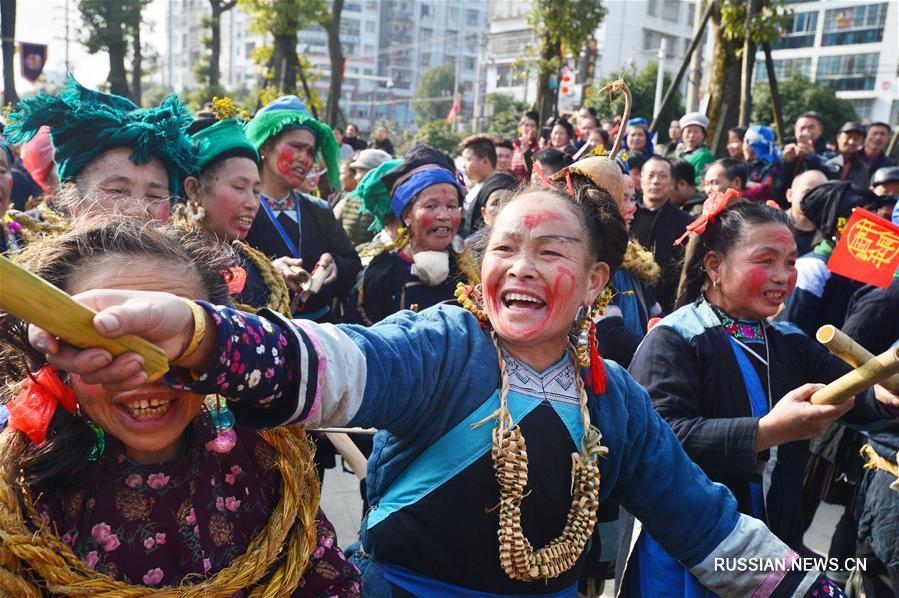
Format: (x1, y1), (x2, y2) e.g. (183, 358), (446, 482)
(811, 345), (899, 405)
(0, 256), (169, 381)
(817, 325), (899, 393)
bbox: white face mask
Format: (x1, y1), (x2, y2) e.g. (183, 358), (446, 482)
(410, 250), (450, 286)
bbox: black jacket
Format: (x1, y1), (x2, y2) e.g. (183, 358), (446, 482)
(245, 192), (362, 321)
(630, 199), (692, 313)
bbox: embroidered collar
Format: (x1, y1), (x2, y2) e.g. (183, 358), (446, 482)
(707, 300), (765, 342)
(501, 349), (580, 406)
(265, 191), (295, 212)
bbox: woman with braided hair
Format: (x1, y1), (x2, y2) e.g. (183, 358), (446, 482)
(25, 186), (845, 597)
(0, 218), (360, 595)
(174, 115), (291, 316)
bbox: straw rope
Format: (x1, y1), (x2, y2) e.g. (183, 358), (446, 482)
(0, 427), (320, 596)
(478, 333), (607, 581)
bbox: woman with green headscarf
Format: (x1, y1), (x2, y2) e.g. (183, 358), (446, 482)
(174, 116), (291, 316)
(243, 96), (362, 324)
(4, 77), (196, 231)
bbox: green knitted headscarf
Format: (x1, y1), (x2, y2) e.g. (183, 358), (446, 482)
(355, 158), (403, 232)
(191, 118), (259, 172)
(244, 95), (340, 190)
(4, 76), (197, 196)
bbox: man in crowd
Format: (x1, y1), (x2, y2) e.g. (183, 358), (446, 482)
(663, 119), (681, 156)
(494, 139), (514, 174)
(459, 134), (497, 235)
(785, 169), (828, 256)
(575, 113), (600, 149)
(532, 148), (571, 179)
(671, 159), (705, 217)
(780, 111), (831, 202)
(344, 123), (367, 151)
(861, 122), (896, 181)
(631, 155), (693, 312)
(825, 121), (869, 188)
(870, 166), (899, 220)
(333, 127), (354, 162)
(368, 126), (396, 156)
(676, 112), (714, 185)
(703, 158), (747, 196)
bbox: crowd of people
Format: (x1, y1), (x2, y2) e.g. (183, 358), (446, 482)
(0, 77), (897, 597)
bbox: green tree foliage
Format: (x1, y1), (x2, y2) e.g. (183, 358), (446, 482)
(588, 62), (684, 142)
(752, 76), (857, 143)
(707, 0), (789, 155)
(529, 0), (606, 122)
(414, 120), (467, 156)
(412, 63), (456, 125)
(238, 0), (327, 102)
(484, 94), (528, 141)
(78, 0), (149, 99)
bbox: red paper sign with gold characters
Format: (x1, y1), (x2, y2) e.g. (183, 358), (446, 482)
(827, 207), (899, 288)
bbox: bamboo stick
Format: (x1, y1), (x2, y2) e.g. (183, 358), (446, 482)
(0, 256), (169, 381)
(324, 432), (368, 480)
(817, 325), (899, 393)
(810, 345), (899, 405)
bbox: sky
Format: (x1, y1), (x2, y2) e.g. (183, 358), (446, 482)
(8, 0), (168, 93)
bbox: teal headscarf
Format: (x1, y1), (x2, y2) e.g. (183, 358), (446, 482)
(191, 118), (258, 172)
(355, 158), (403, 232)
(4, 76), (197, 196)
(244, 96), (340, 191)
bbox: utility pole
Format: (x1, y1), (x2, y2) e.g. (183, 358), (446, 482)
(685, 0), (705, 112)
(652, 37), (667, 122)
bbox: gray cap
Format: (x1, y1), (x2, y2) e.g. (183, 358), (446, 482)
(872, 166), (899, 186)
(839, 121), (866, 136)
(350, 148), (392, 171)
(679, 111), (709, 131)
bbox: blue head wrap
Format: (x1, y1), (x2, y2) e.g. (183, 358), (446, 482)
(390, 167), (462, 219)
(622, 117), (654, 156)
(256, 95), (315, 138)
(745, 125), (777, 163)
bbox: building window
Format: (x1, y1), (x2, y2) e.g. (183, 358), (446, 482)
(754, 57), (812, 83)
(496, 65), (513, 87)
(365, 20), (375, 33)
(816, 53), (879, 91)
(421, 53), (431, 67)
(648, 0), (657, 17)
(685, 1), (694, 26)
(363, 44), (374, 55)
(245, 41), (255, 57)
(466, 9), (480, 26)
(662, 0), (679, 22)
(822, 3), (887, 46)
(464, 56), (476, 71)
(643, 29), (677, 57)
(449, 7), (459, 21)
(421, 4), (430, 17)
(848, 99), (874, 121)
(892, 100), (899, 128)
(771, 10), (818, 49)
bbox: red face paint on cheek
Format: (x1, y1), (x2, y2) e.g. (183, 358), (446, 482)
(523, 210), (562, 229)
(276, 147), (303, 187)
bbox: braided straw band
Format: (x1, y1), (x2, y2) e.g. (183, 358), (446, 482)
(478, 333), (608, 581)
(0, 427), (320, 597)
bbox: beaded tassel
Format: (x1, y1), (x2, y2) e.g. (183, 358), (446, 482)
(454, 282), (489, 322)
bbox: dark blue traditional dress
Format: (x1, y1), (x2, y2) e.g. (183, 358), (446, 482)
(245, 191), (362, 322)
(169, 302), (846, 597)
(622, 298), (894, 597)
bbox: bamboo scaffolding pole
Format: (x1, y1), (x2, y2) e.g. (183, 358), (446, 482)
(817, 325), (899, 393)
(810, 345), (899, 405)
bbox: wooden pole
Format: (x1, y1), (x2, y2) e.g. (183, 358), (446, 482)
(816, 325), (899, 393)
(810, 346), (899, 405)
(648, 0), (716, 134)
(325, 432), (368, 480)
(763, 42), (785, 146)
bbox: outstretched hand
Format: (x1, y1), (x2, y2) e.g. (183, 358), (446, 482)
(756, 383), (855, 452)
(27, 289), (209, 391)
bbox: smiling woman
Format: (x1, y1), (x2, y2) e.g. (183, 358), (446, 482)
(24, 187), (851, 597)
(0, 218), (360, 595)
(622, 199), (899, 597)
